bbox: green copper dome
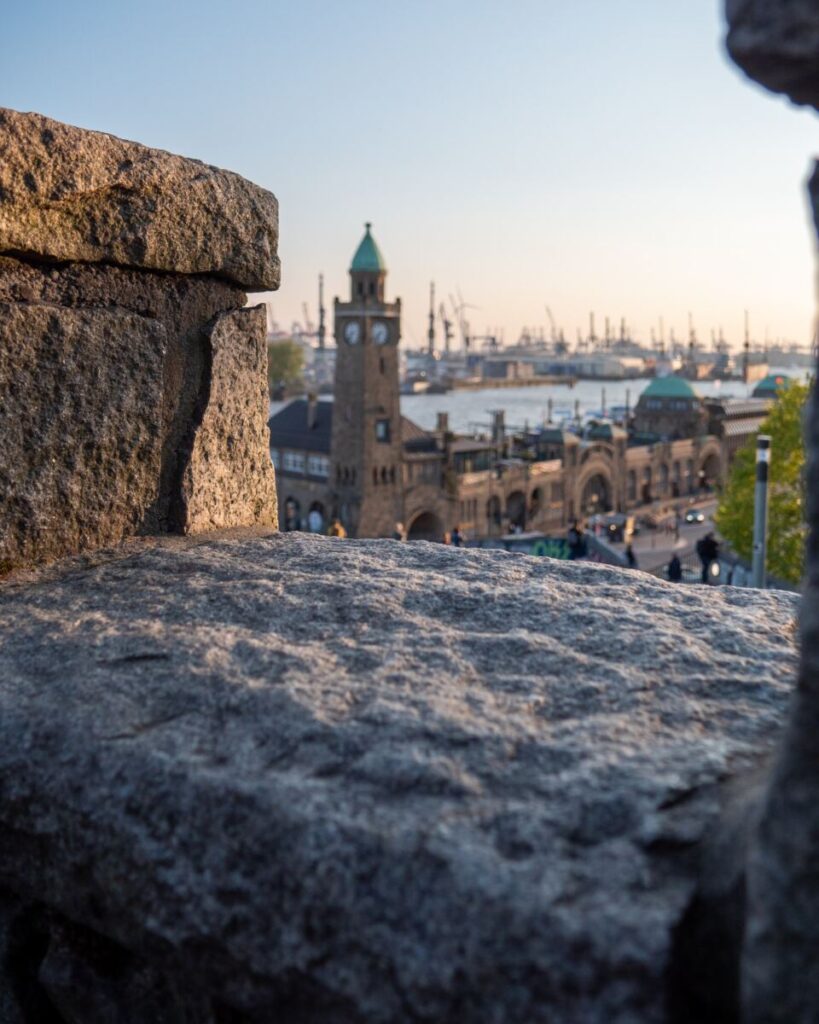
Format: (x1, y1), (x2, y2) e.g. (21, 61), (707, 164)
(641, 376), (699, 400)
(752, 373), (791, 398)
(350, 223), (387, 273)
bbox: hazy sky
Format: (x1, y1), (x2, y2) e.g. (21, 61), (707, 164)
(3, 1), (817, 350)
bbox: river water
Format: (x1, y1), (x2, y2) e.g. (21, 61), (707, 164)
(269, 368), (805, 435)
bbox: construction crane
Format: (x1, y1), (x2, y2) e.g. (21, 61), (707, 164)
(544, 305), (559, 346)
(427, 282), (436, 355)
(449, 290), (478, 352)
(439, 304), (455, 354)
(317, 274), (326, 350)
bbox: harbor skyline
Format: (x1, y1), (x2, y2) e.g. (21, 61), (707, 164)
(4, 1), (817, 347)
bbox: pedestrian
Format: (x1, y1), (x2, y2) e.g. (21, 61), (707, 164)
(451, 525), (462, 547)
(328, 519), (347, 539)
(668, 554), (682, 582)
(625, 543), (638, 569)
(307, 507), (323, 534)
(567, 520), (586, 560)
(392, 522), (406, 541)
(697, 532), (719, 583)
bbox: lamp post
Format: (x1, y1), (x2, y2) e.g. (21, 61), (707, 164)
(752, 434), (771, 588)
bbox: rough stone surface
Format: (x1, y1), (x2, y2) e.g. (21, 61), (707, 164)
(0, 535), (799, 1022)
(183, 307), (278, 533)
(0, 257), (277, 566)
(725, 0), (819, 109)
(0, 301), (167, 567)
(723, 3), (819, 1020)
(0, 107), (280, 290)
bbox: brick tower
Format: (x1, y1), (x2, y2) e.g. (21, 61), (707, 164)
(330, 224), (403, 538)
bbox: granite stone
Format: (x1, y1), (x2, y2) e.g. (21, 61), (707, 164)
(0, 535), (799, 1022)
(0, 108), (280, 290)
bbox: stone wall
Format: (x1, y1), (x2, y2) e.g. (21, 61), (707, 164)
(0, 109), (279, 569)
(0, 533), (800, 1022)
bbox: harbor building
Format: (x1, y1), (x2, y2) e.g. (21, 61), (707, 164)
(268, 227), (771, 539)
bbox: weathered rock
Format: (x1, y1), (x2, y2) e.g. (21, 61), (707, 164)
(0, 258), (277, 566)
(183, 307), (278, 533)
(725, 0), (819, 109)
(0, 535), (799, 1022)
(724, 3), (819, 1020)
(0, 301), (167, 567)
(0, 108), (280, 290)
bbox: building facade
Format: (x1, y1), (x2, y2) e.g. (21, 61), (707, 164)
(269, 228), (771, 540)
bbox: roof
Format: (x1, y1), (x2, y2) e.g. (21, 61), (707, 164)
(753, 373), (792, 397)
(350, 223), (387, 273)
(640, 376), (699, 400)
(268, 399), (332, 454)
(268, 401), (432, 455)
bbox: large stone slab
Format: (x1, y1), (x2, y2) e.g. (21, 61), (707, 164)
(0, 259), (277, 566)
(0, 108), (280, 290)
(0, 535), (799, 1022)
(183, 306), (278, 533)
(0, 301), (167, 567)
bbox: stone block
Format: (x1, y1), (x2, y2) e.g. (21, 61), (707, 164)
(183, 306), (278, 533)
(725, 0), (819, 108)
(0, 108), (280, 290)
(0, 301), (167, 566)
(0, 535), (800, 1021)
(0, 258), (277, 567)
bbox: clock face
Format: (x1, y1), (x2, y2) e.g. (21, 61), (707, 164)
(371, 321), (389, 345)
(343, 321), (361, 345)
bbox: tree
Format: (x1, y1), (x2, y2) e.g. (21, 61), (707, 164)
(267, 340), (304, 396)
(715, 380), (810, 584)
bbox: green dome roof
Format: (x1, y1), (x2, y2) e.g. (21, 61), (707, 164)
(641, 376), (699, 400)
(752, 373), (791, 397)
(350, 223), (387, 273)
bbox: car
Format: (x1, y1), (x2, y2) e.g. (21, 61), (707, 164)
(685, 509), (705, 524)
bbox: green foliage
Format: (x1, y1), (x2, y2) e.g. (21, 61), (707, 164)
(715, 381), (810, 584)
(267, 340), (304, 394)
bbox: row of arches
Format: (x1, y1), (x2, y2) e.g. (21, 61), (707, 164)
(579, 450), (722, 516)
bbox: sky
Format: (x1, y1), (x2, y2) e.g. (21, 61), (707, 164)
(2, 0), (817, 351)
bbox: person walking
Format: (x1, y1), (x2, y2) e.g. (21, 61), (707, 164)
(625, 543), (638, 569)
(697, 532), (719, 583)
(668, 553), (683, 582)
(451, 525), (463, 547)
(328, 519), (347, 539)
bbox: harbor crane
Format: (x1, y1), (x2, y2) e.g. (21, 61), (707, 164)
(439, 304), (455, 354)
(449, 289), (479, 352)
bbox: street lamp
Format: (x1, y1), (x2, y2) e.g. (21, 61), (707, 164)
(752, 435), (771, 589)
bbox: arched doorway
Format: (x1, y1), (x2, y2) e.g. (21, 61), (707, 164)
(307, 501), (325, 533)
(407, 511), (444, 542)
(487, 496), (502, 536)
(700, 451), (721, 491)
(506, 490), (526, 531)
(529, 487), (543, 521)
(580, 474), (611, 516)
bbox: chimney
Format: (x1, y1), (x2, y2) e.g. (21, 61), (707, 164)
(436, 411), (449, 434)
(307, 392), (318, 430)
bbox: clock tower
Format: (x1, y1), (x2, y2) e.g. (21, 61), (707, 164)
(330, 224), (403, 538)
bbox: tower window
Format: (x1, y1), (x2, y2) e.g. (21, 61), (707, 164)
(357, 281), (364, 298)
(375, 419), (391, 443)
(368, 281), (375, 296)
